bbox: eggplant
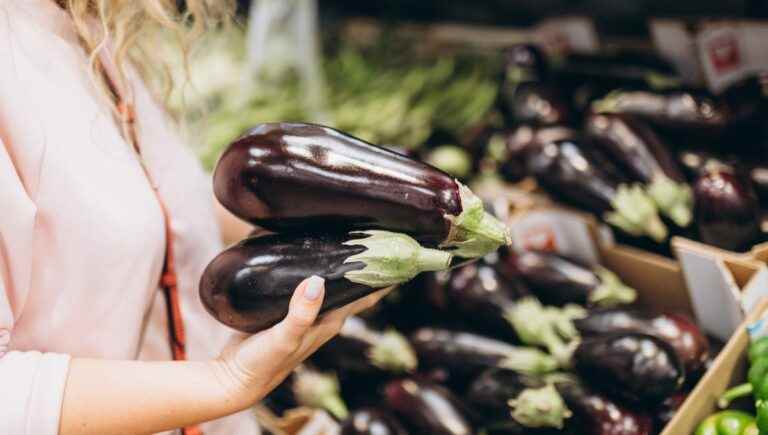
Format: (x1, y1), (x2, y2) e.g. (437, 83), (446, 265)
(264, 365), (349, 420)
(574, 308), (710, 375)
(526, 138), (668, 241)
(591, 90), (731, 135)
(585, 113), (693, 227)
(693, 168), (762, 251)
(410, 327), (558, 375)
(495, 125), (576, 182)
(199, 231), (451, 332)
(467, 369), (571, 428)
(385, 378), (474, 435)
(434, 254), (531, 339)
(313, 316), (417, 375)
(341, 408), (408, 435)
(656, 391), (687, 429)
(677, 149), (735, 182)
(499, 44), (571, 127)
(554, 376), (655, 435)
(750, 165), (768, 205)
(499, 250), (637, 308)
(214, 122), (509, 258)
(573, 333), (685, 404)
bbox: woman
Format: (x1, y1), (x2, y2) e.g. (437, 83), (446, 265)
(0, 1), (387, 434)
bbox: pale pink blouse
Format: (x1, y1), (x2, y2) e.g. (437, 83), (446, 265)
(0, 1), (259, 433)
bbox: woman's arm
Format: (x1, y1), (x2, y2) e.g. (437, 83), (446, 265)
(59, 277), (388, 435)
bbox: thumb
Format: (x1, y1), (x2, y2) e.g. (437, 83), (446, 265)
(275, 275), (325, 351)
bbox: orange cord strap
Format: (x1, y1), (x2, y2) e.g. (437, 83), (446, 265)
(118, 99), (202, 435)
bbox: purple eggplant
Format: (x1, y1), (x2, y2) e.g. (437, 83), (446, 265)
(677, 149), (735, 182)
(526, 138), (668, 241)
(591, 90), (731, 135)
(499, 250), (637, 308)
(432, 254), (530, 340)
(341, 408), (408, 435)
(574, 333), (685, 404)
(495, 125), (576, 182)
(468, 369), (571, 429)
(574, 308), (710, 375)
(385, 379), (474, 435)
(585, 114), (693, 227)
(750, 165), (768, 205)
(499, 44), (571, 127)
(655, 390), (688, 429)
(214, 122), (509, 258)
(410, 327), (558, 375)
(554, 376), (655, 435)
(199, 231), (451, 332)
(313, 316), (417, 375)
(693, 168), (761, 251)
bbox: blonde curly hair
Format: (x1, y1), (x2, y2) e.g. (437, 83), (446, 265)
(56, 0), (234, 116)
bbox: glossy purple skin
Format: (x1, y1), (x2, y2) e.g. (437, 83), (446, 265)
(526, 139), (627, 216)
(599, 90), (730, 133)
(214, 123), (461, 244)
(499, 250), (601, 307)
(574, 333), (685, 404)
(693, 169), (761, 251)
(440, 258), (530, 337)
(409, 328), (522, 374)
(498, 125), (576, 182)
(575, 309), (710, 375)
(341, 408), (408, 435)
(313, 317), (394, 376)
(585, 113), (685, 184)
(467, 369), (545, 421)
(199, 233), (369, 333)
(556, 379), (655, 435)
(655, 391), (687, 429)
(385, 379), (473, 435)
(750, 165), (768, 205)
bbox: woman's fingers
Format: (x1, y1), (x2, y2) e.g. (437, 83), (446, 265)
(268, 276), (325, 355)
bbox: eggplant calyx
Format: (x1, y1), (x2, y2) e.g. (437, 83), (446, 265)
(368, 329), (418, 373)
(546, 304), (587, 340)
(508, 384), (572, 429)
(718, 383), (754, 409)
(504, 297), (576, 368)
(500, 346), (559, 374)
(590, 267), (638, 307)
(647, 175), (693, 227)
(343, 231), (452, 287)
(443, 183), (512, 258)
(292, 368), (349, 420)
(425, 145), (472, 179)
(604, 184), (668, 242)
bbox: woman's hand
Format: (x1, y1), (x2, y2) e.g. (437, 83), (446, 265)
(211, 276), (390, 409)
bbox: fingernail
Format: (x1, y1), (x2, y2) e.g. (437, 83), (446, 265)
(304, 276), (324, 301)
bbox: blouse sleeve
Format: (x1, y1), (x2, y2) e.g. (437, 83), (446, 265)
(0, 137), (71, 435)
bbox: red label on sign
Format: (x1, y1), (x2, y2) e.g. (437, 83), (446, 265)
(707, 33), (741, 74)
(521, 225), (557, 252)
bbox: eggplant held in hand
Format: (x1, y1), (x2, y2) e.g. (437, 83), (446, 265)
(341, 408), (408, 435)
(214, 122), (509, 258)
(410, 327), (558, 375)
(585, 114), (692, 227)
(574, 308), (710, 375)
(468, 369), (571, 428)
(526, 138), (668, 241)
(574, 333), (685, 404)
(313, 316), (417, 375)
(693, 168), (761, 251)
(385, 378), (474, 435)
(200, 231), (451, 332)
(500, 250), (637, 307)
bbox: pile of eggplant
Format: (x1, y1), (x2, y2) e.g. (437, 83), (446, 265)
(261, 247), (717, 435)
(200, 122), (511, 332)
(475, 44), (767, 253)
